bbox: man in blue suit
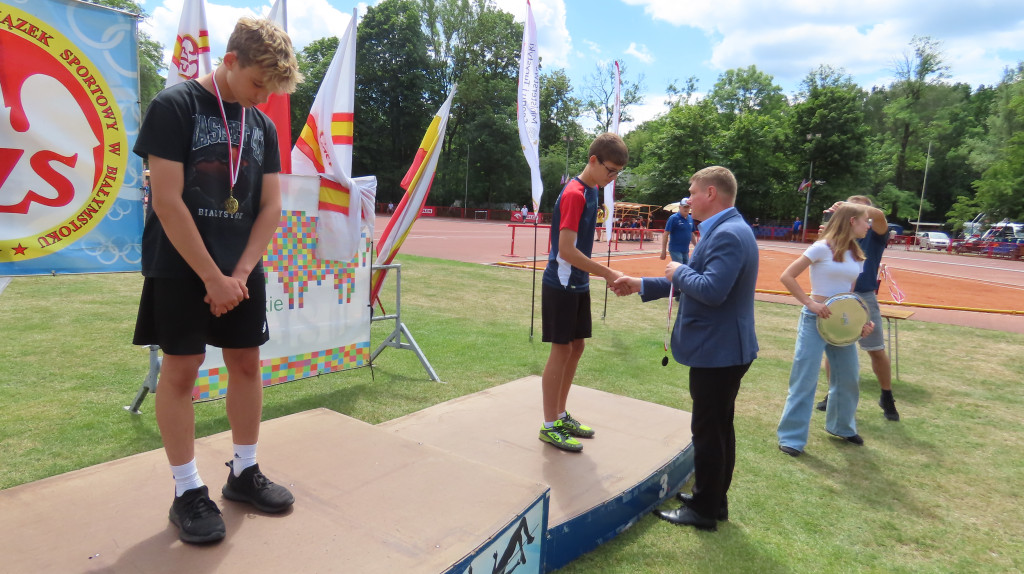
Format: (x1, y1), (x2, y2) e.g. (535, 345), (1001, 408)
(613, 166), (759, 531)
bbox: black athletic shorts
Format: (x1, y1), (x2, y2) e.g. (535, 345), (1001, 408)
(541, 283), (592, 344)
(133, 270), (270, 356)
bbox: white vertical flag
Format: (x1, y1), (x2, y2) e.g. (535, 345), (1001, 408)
(604, 60), (621, 240)
(517, 0), (542, 212)
(166, 0), (212, 89)
(291, 11), (375, 261)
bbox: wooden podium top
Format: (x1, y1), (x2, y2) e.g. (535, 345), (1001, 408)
(880, 306), (916, 320)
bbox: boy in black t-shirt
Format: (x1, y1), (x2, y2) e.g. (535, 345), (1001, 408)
(132, 17), (302, 544)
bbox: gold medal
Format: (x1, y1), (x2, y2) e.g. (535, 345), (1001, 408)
(211, 71), (245, 218)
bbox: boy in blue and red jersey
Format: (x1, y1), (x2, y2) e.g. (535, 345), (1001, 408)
(539, 133), (628, 452)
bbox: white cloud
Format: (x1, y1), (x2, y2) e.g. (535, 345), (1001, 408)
(625, 42), (654, 64)
(620, 0), (1024, 91)
(491, 0), (572, 69)
(618, 89), (676, 135)
(143, 0), (358, 73)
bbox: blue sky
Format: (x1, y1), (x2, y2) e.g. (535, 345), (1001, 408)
(140, 0), (1024, 131)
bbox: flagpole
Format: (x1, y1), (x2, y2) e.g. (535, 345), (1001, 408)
(517, 0), (542, 341)
(529, 219), (538, 341)
(601, 60), (622, 321)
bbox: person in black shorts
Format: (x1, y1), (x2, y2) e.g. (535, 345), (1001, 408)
(133, 17), (302, 544)
(538, 133), (627, 452)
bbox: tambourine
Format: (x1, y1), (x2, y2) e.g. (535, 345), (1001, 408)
(816, 293), (869, 346)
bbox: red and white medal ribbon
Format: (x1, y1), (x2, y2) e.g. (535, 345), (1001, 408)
(211, 71), (245, 213)
(881, 265), (906, 303)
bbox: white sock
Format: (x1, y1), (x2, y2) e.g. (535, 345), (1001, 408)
(543, 421), (555, 429)
(557, 411), (568, 420)
(232, 443), (258, 477)
(170, 459), (204, 497)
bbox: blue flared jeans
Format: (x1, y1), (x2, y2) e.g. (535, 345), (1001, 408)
(777, 308), (860, 451)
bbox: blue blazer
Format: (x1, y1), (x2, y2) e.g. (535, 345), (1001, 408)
(641, 207), (759, 368)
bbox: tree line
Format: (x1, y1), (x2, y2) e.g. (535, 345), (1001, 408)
(94, 0), (1024, 232)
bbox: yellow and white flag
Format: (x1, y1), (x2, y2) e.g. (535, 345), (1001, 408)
(370, 87), (457, 303)
(291, 11), (375, 261)
(166, 0), (211, 89)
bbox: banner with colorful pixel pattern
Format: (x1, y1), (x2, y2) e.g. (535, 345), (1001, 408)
(193, 175), (371, 400)
(0, 0), (144, 275)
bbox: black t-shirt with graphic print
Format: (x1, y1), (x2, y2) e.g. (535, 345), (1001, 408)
(133, 80), (280, 278)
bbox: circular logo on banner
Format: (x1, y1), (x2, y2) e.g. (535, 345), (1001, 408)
(0, 3), (128, 262)
(175, 34), (203, 79)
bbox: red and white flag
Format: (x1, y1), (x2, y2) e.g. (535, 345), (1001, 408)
(517, 0), (542, 212)
(370, 87), (457, 303)
(257, 0), (293, 173)
(603, 61), (621, 240)
(166, 0), (211, 89)
(291, 11), (376, 261)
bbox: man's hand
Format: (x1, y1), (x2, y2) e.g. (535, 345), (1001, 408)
(659, 251), (667, 260)
(664, 261), (682, 281)
(203, 274), (248, 317)
(861, 320), (875, 338)
(611, 275), (641, 296)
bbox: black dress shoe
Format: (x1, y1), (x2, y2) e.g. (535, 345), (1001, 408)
(653, 506), (717, 531)
(826, 431), (864, 446)
(675, 492), (728, 521)
(778, 445), (802, 457)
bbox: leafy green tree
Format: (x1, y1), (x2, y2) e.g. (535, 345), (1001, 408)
(969, 64), (1024, 222)
(582, 61), (645, 134)
(353, 0), (432, 197)
(707, 66), (791, 219)
(290, 36), (339, 147)
(790, 66), (870, 215)
(881, 36), (950, 220)
(538, 70), (585, 211)
(708, 65), (787, 117)
(419, 0), (530, 208)
(82, 0), (165, 113)
(632, 99), (721, 206)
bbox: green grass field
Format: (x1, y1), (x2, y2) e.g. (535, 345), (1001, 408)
(1, 255), (1022, 573)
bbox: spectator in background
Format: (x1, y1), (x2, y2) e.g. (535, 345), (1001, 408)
(661, 198), (698, 264)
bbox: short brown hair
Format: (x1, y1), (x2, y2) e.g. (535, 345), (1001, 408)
(691, 166), (737, 199)
(226, 17), (303, 94)
(589, 133), (628, 167)
(846, 195), (873, 206)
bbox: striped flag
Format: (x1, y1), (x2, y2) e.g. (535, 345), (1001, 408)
(798, 179), (812, 192)
(166, 0), (211, 89)
(291, 11), (375, 261)
(517, 0), (542, 212)
(257, 0), (293, 173)
(603, 61), (621, 240)
(370, 87), (458, 303)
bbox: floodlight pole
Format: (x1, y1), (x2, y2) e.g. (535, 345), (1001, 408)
(802, 133), (821, 243)
(914, 141), (932, 241)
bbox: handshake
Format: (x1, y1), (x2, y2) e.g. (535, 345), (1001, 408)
(606, 262), (683, 296)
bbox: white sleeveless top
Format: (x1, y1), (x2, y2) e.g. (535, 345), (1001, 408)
(803, 240), (864, 297)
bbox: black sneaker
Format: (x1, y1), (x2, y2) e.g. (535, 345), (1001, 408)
(221, 462), (294, 513)
(816, 397), (828, 411)
(879, 394), (901, 421)
(169, 486), (226, 544)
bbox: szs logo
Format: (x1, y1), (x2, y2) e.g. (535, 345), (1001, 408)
(0, 3), (127, 262)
